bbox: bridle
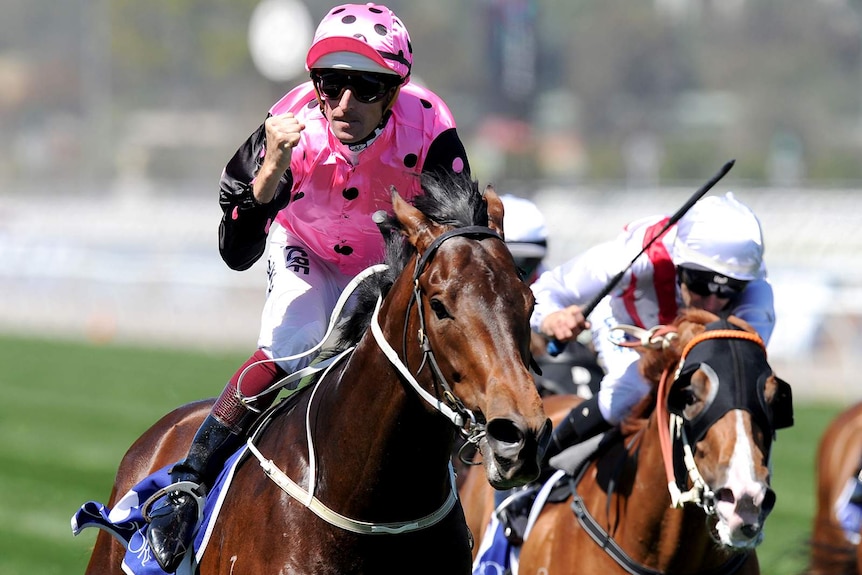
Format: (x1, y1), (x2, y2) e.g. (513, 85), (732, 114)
(375, 225), (504, 442)
(568, 324), (771, 575)
(656, 328), (767, 511)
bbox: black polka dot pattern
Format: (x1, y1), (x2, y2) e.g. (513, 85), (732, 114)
(342, 187), (359, 200)
(374, 24), (387, 35)
(334, 244), (354, 256)
(342, 15), (356, 24)
(403, 154), (418, 168)
(420, 99), (432, 109)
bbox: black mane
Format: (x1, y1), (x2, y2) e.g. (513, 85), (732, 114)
(335, 172), (487, 348)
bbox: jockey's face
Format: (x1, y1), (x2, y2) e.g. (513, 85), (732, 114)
(680, 283), (732, 314)
(313, 70), (398, 144)
(677, 266), (746, 314)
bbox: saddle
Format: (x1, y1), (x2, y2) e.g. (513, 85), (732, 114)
(496, 431), (613, 545)
(496, 473), (571, 546)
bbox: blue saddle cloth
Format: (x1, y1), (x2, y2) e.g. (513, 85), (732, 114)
(835, 476), (862, 545)
(471, 512), (515, 575)
(71, 446), (247, 575)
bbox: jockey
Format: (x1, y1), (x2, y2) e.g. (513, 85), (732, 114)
(500, 193), (602, 398)
(497, 191), (775, 544)
(534, 191), (774, 457)
(500, 193), (549, 285)
(144, 4), (470, 571)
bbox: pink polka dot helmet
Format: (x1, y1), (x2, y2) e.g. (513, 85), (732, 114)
(306, 3), (413, 81)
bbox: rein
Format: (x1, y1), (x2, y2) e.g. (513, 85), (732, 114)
(570, 473), (750, 575)
(233, 263), (389, 407)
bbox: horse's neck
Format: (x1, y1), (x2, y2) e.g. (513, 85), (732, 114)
(303, 307), (454, 512)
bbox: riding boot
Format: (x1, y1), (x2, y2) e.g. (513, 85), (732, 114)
(145, 413), (244, 573)
(544, 395), (612, 462)
(146, 351), (282, 572)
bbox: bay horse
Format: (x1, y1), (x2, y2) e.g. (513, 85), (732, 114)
(808, 401), (862, 575)
(462, 310), (794, 575)
(81, 174), (551, 575)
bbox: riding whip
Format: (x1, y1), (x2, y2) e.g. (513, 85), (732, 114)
(547, 159), (736, 356)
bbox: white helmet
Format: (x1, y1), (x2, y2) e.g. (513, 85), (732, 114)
(501, 194), (548, 260)
(672, 192), (765, 281)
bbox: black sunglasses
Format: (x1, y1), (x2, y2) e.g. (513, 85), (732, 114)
(312, 71), (399, 104)
(678, 267), (748, 298)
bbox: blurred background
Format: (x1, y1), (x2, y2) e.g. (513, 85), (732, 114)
(2, 2), (862, 573)
(2, 0), (862, 394)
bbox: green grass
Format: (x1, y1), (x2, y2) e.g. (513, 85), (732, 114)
(0, 334), (847, 574)
(0, 335), (247, 575)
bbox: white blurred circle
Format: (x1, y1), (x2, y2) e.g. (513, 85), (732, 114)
(248, 0), (313, 82)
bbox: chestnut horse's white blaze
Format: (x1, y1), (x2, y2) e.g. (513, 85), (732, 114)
(714, 410), (771, 547)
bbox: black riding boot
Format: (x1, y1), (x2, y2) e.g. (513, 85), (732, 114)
(544, 395), (612, 462)
(146, 414), (242, 573)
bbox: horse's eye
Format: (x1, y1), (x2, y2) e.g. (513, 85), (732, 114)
(682, 389), (697, 406)
(429, 299), (450, 320)
(668, 386), (698, 415)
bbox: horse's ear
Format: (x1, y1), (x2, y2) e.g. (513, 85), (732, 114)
(770, 376), (794, 430)
(390, 186), (441, 252)
(483, 184), (505, 239)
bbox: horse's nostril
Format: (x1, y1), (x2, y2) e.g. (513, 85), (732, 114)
(761, 489), (776, 513)
(486, 419), (523, 445)
(741, 524), (761, 538)
(714, 487), (735, 505)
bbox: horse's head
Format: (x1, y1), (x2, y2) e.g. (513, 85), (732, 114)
(385, 174), (551, 489)
(638, 309), (793, 549)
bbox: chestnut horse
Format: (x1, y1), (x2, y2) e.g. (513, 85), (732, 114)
(808, 401), (862, 575)
(462, 310), (793, 575)
(80, 174), (551, 575)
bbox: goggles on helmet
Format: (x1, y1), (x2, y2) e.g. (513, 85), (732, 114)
(312, 70), (399, 104)
(678, 266), (748, 299)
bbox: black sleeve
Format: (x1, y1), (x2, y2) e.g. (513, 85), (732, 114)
(422, 127), (471, 180)
(218, 118), (293, 271)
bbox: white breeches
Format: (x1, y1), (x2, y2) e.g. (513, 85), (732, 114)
(589, 297), (651, 425)
(257, 224), (354, 373)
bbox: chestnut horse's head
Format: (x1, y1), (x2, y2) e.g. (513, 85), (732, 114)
(638, 309), (793, 549)
(378, 173), (551, 488)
